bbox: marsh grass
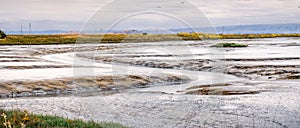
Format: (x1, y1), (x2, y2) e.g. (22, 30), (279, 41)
(219, 33), (300, 39)
(0, 35), (77, 45)
(0, 109), (127, 128)
(1, 33), (299, 45)
(178, 32), (300, 39)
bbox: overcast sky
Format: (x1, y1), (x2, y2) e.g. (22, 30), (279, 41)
(0, 0), (299, 31)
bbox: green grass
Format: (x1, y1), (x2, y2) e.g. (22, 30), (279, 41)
(0, 33), (300, 45)
(212, 43), (248, 47)
(0, 109), (127, 128)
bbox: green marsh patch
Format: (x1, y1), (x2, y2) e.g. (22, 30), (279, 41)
(0, 109), (127, 128)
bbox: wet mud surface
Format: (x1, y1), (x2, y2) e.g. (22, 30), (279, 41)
(0, 38), (300, 127)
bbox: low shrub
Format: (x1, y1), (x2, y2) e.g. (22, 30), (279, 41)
(0, 30), (6, 39)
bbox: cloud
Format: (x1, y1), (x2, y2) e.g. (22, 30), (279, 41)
(82, 0), (212, 31)
(0, 0), (108, 31)
(0, 0), (299, 31)
(190, 0), (300, 26)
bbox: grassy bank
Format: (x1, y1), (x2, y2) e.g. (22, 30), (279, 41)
(0, 109), (127, 128)
(177, 33), (300, 39)
(0, 34), (181, 45)
(0, 35), (78, 45)
(0, 33), (300, 45)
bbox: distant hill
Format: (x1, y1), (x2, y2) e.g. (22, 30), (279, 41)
(6, 23), (300, 34)
(169, 23), (300, 34)
(6, 30), (68, 35)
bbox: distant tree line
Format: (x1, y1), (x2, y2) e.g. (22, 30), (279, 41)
(0, 30), (7, 39)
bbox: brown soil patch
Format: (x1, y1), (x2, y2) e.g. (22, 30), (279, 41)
(3, 65), (71, 69)
(226, 65), (300, 80)
(279, 75), (300, 80)
(184, 83), (261, 96)
(186, 88), (260, 95)
(186, 83), (231, 90)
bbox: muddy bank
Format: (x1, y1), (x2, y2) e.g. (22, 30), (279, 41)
(0, 38), (300, 127)
(184, 83), (261, 95)
(77, 53), (214, 71)
(1, 80), (299, 128)
(186, 88), (260, 95)
(0, 59), (37, 62)
(0, 74), (189, 98)
(225, 65), (300, 80)
(77, 53), (300, 81)
(221, 57), (300, 61)
(1, 65), (71, 69)
(4, 40), (299, 82)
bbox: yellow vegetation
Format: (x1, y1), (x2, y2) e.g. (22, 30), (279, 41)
(1, 33), (299, 45)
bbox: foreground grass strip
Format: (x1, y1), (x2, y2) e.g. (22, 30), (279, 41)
(0, 109), (127, 128)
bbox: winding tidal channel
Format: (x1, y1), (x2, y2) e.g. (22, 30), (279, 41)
(0, 38), (300, 127)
